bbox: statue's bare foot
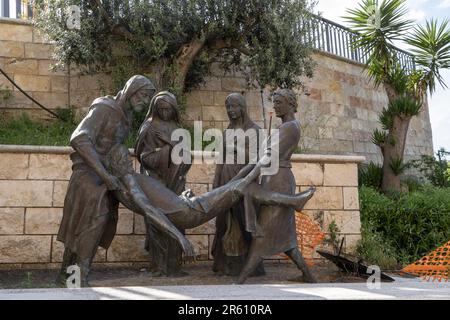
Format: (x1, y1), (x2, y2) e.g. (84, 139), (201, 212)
(294, 186), (316, 212)
(288, 273), (317, 283)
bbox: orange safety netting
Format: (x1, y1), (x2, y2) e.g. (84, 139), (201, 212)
(402, 240), (450, 282)
(270, 211), (325, 265)
(295, 211), (326, 266)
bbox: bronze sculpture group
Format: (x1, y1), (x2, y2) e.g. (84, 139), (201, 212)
(57, 75), (317, 287)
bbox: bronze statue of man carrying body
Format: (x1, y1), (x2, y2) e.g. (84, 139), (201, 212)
(58, 76), (316, 286)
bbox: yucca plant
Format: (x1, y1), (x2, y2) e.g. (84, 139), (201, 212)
(406, 19), (450, 97)
(345, 0), (450, 192)
(359, 162), (383, 189)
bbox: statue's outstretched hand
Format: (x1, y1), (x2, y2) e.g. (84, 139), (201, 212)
(179, 237), (196, 262)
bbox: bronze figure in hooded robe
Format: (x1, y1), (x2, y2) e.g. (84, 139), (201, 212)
(57, 75), (157, 286)
(134, 91), (192, 276)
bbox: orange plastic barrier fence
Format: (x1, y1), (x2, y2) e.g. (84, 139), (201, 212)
(295, 212), (326, 266)
(402, 240), (450, 282)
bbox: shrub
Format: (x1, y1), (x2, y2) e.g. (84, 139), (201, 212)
(359, 185), (450, 266)
(358, 162), (383, 190)
(409, 148), (450, 187)
(0, 84), (13, 104)
(356, 223), (398, 270)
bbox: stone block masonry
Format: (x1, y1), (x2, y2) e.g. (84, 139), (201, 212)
(0, 145), (364, 269)
(0, 19), (69, 119)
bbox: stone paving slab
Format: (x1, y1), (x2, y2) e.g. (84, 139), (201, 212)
(0, 277), (449, 300)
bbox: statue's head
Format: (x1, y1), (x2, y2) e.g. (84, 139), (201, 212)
(106, 144), (134, 177)
(122, 75), (156, 113)
(225, 93), (247, 121)
(148, 91), (180, 123)
(272, 89), (297, 118)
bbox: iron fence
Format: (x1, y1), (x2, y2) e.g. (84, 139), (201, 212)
(0, 0), (32, 19)
(303, 15), (416, 71)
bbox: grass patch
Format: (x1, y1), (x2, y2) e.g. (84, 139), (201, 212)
(0, 114), (76, 146)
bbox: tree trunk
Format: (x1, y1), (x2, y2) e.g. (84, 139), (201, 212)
(168, 37), (205, 91)
(381, 115), (412, 193)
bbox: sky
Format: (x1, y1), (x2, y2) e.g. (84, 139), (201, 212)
(315, 0), (450, 153)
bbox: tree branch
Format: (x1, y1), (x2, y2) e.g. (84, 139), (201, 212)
(207, 38), (253, 56)
(90, 0), (136, 41)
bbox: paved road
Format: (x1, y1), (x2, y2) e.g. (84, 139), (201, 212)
(0, 277), (449, 300)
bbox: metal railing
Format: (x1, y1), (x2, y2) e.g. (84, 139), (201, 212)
(303, 15), (416, 71)
(0, 0), (33, 20)
(0, 3), (415, 71)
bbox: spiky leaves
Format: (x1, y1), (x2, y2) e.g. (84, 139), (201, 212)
(372, 128), (388, 147)
(388, 96), (422, 118)
(406, 19), (450, 95)
(389, 156), (407, 175)
(344, 0), (413, 86)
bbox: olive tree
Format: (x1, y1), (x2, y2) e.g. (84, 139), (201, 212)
(34, 0), (317, 95)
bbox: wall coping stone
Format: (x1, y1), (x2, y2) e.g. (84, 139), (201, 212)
(0, 18), (32, 26)
(0, 145), (366, 163)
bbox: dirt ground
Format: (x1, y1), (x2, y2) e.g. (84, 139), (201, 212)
(0, 261), (370, 289)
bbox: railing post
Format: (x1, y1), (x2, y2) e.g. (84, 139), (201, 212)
(325, 23), (331, 53)
(15, 0), (21, 18)
(1, 0), (10, 17)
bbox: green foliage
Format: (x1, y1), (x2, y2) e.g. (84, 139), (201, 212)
(388, 95), (422, 117)
(34, 0), (317, 92)
(359, 186), (450, 265)
(359, 162), (383, 190)
(409, 148), (450, 187)
(344, 0), (413, 86)
(389, 156), (407, 175)
(0, 113), (77, 146)
(0, 84), (13, 104)
(323, 220), (342, 255)
(406, 19), (450, 95)
(379, 96), (422, 133)
(55, 106), (77, 124)
(372, 128), (388, 146)
(401, 175), (422, 192)
(356, 223), (398, 269)
(387, 62), (409, 94)
(379, 107), (395, 131)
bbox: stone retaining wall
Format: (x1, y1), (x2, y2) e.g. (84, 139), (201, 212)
(0, 18), (433, 165)
(0, 145), (364, 269)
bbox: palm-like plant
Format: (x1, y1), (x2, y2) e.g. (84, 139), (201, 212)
(345, 0), (450, 192)
(406, 19), (450, 97)
(345, 0), (413, 86)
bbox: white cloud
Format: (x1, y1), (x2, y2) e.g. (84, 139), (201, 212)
(438, 0), (450, 8)
(429, 70), (450, 151)
(314, 0), (359, 25)
(407, 9), (426, 22)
